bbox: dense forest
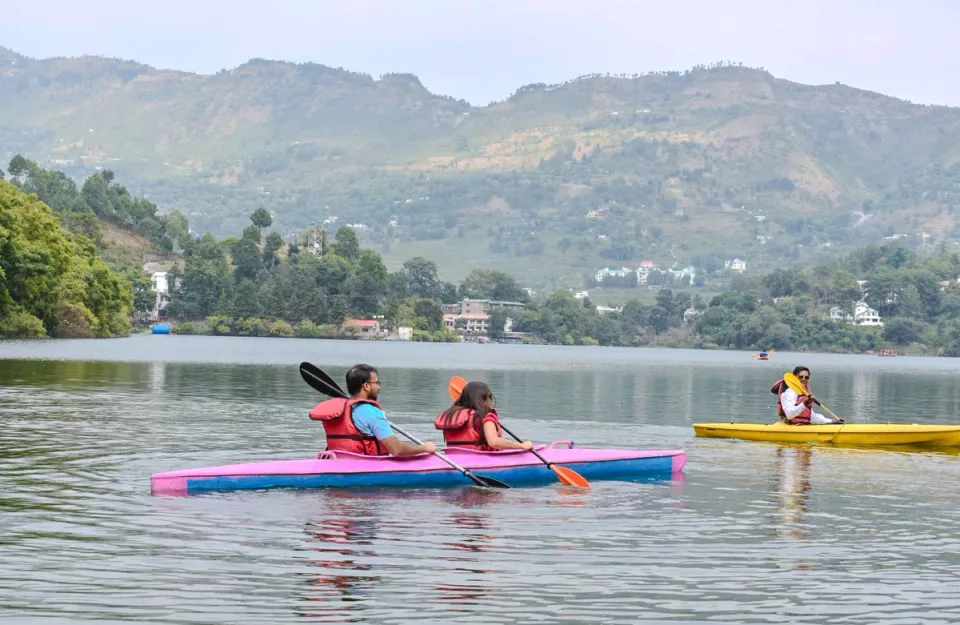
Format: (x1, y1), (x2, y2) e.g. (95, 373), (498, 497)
(162, 195), (960, 356)
(0, 178), (133, 338)
(7, 157), (960, 356)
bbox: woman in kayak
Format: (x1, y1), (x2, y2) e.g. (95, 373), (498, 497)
(434, 381), (534, 451)
(774, 366), (841, 425)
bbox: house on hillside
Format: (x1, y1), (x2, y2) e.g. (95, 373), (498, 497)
(829, 301), (883, 327)
(725, 258), (747, 273)
(151, 271), (171, 321)
(595, 267), (633, 283)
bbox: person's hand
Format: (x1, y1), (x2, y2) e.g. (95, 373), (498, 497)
(423, 441), (437, 453)
(807, 394), (818, 405)
(520, 441), (534, 450)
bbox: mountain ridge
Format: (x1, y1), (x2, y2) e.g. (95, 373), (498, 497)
(3, 45), (960, 288)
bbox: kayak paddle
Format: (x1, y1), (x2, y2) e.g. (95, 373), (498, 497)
(782, 372), (845, 423)
(448, 375), (590, 488)
(298, 362), (510, 489)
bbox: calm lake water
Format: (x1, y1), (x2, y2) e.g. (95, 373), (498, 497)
(3, 336), (960, 624)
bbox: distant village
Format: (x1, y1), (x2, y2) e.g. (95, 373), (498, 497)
(591, 258), (746, 287)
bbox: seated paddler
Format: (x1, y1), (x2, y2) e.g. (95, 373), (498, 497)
(310, 364), (436, 456)
(771, 366), (841, 425)
(434, 381), (533, 451)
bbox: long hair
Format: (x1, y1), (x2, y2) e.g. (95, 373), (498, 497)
(440, 381), (494, 445)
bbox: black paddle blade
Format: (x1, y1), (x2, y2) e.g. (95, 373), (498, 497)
(299, 362), (348, 399)
(472, 474), (511, 489)
(312, 364), (347, 396)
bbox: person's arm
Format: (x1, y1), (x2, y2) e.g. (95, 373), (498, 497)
(379, 435), (436, 457)
(482, 420), (533, 450)
(780, 389), (808, 420)
(361, 407), (436, 456)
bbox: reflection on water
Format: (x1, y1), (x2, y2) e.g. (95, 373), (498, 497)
(3, 339), (960, 623)
(773, 445), (813, 541)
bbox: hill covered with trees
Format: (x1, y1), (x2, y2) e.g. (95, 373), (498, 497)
(4, 47), (960, 287)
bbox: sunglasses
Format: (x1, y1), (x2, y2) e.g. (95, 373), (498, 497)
(798, 375), (810, 380)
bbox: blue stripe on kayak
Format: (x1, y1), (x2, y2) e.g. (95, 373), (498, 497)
(183, 456), (679, 494)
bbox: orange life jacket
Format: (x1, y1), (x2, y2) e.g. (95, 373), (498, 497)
(309, 397), (385, 455)
(434, 407), (501, 451)
(771, 380), (811, 424)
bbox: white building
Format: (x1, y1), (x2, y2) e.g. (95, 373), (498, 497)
(725, 258), (747, 273)
(150, 272), (171, 320)
(595, 267), (634, 283)
(444, 313), (491, 335)
(829, 301), (883, 327)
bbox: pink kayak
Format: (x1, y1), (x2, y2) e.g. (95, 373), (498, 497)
(151, 441), (687, 495)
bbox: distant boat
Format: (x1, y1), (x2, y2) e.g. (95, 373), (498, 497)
(752, 348), (775, 360)
(151, 323), (171, 335)
(877, 349), (898, 357)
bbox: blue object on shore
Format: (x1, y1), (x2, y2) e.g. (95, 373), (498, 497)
(151, 324), (170, 335)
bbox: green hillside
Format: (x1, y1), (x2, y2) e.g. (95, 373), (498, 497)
(3, 46), (960, 289)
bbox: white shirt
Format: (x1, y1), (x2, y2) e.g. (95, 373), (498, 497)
(780, 387), (825, 421)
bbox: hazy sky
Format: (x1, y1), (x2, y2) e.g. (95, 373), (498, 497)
(3, 0), (959, 106)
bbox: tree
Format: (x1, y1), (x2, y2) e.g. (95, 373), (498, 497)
(351, 250), (389, 314)
(231, 238), (262, 282)
(242, 224), (262, 244)
(0, 179), (132, 338)
(402, 257), (439, 299)
(882, 318), (924, 344)
(489, 309), (508, 339)
(262, 231), (285, 267)
(333, 226), (360, 262)
(460, 268), (527, 302)
(413, 298), (443, 331)
(166, 209), (190, 248)
(897, 284), (925, 319)
(232, 280), (262, 319)
(250, 207), (273, 230)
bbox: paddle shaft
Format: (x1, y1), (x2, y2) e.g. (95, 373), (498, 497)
(499, 422), (556, 468)
(386, 421), (496, 486)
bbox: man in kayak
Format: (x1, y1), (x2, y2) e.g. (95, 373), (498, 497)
(310, 364), (437, 456)
(773, 366), (841, 425)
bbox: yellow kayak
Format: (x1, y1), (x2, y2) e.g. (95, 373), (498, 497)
(692, 421), (960, 447)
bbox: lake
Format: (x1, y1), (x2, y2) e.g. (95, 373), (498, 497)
(2, 335), (960, 624)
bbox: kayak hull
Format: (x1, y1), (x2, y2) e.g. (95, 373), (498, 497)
(693, 422), (960, 447)
(150, 443), (687, 495)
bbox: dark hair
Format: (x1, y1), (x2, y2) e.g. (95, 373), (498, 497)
(440, 381), (494, 445)
(792, 366), (810, 377)
(346, 364), (378, 395)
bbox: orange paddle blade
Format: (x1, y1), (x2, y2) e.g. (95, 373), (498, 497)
(448, 375), (467, 400)
(554, 466), (591, 488)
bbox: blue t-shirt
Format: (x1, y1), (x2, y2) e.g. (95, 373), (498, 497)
(351, 403), (394, 440)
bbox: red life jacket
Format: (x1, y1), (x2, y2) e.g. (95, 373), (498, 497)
(434, 407), (501, 451)
(309, 397), (385, 455)
(771, 380), (811, 424)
